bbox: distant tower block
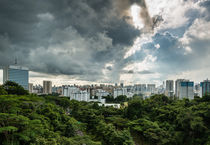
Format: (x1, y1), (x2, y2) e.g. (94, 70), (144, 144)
(43, 81), (52, 94)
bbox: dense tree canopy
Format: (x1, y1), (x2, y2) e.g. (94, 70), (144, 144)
(2, 81), (29, 95)
(0, 88), (210, 145)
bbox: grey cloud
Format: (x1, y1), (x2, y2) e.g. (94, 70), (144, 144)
(106, 66), (112, 71)
(0, 0), (141, 82)
(124, 70), (154, 74)
(200, 0), (210, 21)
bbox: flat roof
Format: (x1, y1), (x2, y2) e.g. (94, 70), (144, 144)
(8, 65), (29, 71)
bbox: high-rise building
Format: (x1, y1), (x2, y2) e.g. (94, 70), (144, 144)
(140, 84), (147, 92)
(43, 81), (52, 94)
(28, 83), (33, 93)
(175, 79), (194, 99)
(147, 84), (156, 94)
(175, 79), (185, 97)
(194, 83), (201, 97)
(200, 79), (210, 97)
(165, 80), (174, 97)
(3, 65), (29, 90)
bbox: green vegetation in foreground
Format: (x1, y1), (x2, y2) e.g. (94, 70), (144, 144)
(0, 81), (210, 145)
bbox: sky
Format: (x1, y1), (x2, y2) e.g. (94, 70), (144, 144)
(0, 0), (210, 86)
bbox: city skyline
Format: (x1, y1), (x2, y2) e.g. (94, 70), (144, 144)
(0, 0), (210, 85)
(0, 68), (209, 86)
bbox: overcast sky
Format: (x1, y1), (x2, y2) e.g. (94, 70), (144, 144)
(0, 0), (210, 86)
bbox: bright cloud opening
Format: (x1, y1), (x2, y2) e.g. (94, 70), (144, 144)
(130, 4), (144, 29)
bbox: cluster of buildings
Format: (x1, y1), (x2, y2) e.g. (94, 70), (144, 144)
(2, 65), (210, 104)
(165, 79), (210, 99)
(2, 65), (53, 95)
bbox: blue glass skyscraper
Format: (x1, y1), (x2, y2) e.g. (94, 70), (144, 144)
(3, 65), (29, 90)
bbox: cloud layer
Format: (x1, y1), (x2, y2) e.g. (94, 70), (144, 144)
(0, 0), (210, 85)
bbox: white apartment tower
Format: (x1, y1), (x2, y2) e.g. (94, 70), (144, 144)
(175, 79), (194, 99)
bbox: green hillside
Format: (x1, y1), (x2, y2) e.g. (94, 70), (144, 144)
(0, 82), (210, 145)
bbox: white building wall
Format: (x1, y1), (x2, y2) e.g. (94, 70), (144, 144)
(178, 80), (194, 100)
(114, 88), (127, 98)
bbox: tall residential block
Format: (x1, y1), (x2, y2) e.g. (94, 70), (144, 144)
(175, 79), (194, 99)
(3, 65), (29, 90)
(175, 79), (185, 97)
(147, 84), (156, 94)
(200, 79), (210, 97)
(43, 81), (52, 94)
(165, 80), (174, 97)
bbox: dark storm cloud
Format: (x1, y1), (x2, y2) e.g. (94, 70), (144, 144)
(0, 0), (141, 82)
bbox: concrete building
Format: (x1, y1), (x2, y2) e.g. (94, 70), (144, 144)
(147, 84), (156, 94)
(194, 84), (201, 97)
(62, 86), (106, 103)
(96, 89), (110, 98)
(175, 79), (185, 97)
(165, 80), (174, 97)
(114, 88), (127, 98)
(28, 83), (33, 93)
(62, 86), (79, 97)
(140, 84), (147, 93)
(200, 79), (210, 97)
(3, 65), (29, 90)
(98, 103), (121, 109)
(175, 79), (194, 99)
(43, 81), (52, 94)
(134, 84), (147, 94)
(70, 90), (90, 102)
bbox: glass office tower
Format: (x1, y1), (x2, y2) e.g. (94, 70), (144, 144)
(3, 65), (29, 90)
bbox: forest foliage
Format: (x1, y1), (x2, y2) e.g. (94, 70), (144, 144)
(0, 82), (210, 145)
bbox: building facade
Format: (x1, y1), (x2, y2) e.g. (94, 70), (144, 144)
(194, 84), (201, 97)
(147, 84), (156, 94)
(200, 79), (210, 97)
(176, 79), (194, 99)
(165, 80), (174, 97)
(114, 88), (127, 98)
(3, 65), (29, 90)
(175, 79), (185, 98)
(43, 81), (52, 94)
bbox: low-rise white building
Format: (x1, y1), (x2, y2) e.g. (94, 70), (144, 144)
(98, 103), (121, 109)
(62, 86), (106, 103)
